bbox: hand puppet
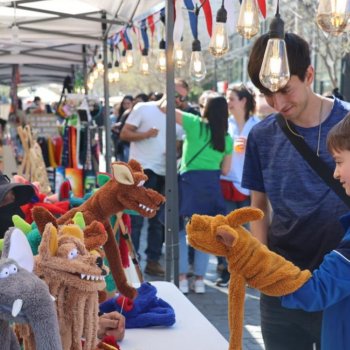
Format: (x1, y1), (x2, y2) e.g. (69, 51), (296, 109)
(99, 282), (176, 329)
(56, 159), (165, 299)
(186, 207), (312, 350)
(0, 227), (61, 350)
(32, 219), (109, 350)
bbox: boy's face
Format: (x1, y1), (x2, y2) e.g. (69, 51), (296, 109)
(333, 149), (350, 196)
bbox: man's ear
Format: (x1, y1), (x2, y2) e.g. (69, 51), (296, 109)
(2, 227), (34, 272)
(305, 65), (314, 87)
(111, 162), (135, 185)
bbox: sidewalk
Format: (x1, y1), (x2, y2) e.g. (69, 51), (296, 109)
(137, 220), (265, 350)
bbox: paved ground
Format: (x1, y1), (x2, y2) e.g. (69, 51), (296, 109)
(137, 220), (265, 350)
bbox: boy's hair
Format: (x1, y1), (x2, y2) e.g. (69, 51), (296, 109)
(248, 33), (311, 94)
(327, 112), (350, 153)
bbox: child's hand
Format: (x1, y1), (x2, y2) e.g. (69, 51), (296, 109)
(98, 312), (125, 341)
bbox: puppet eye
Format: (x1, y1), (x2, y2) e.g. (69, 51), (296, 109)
(68, 248), (79, 260)
(8, 264), (18, 275)
(0, 267), (10, 279)
(137, 180), (145, 187)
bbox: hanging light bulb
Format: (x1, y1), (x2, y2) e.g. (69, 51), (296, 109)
(209, 3), (229, 57)
(120, 50), (128, 73)
(189, 39), (206, 81)
(156, 39), (167, 72)
(316, 0), (349, 36)
(174, 42), (186, 68)
(93, 69), (99, 80)
(126, 43), (134, 67)
(140, 48), (150, 75)
(259, 4), (290, 92)
(237, 0), (260, 39)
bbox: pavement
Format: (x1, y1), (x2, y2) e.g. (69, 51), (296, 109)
(137, 220), (265, 350)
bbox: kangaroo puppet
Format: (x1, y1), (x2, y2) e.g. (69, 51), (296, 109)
(56, 160), (165, 299)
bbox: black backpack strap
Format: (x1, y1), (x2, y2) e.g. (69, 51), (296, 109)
(276, 113), (350, 208)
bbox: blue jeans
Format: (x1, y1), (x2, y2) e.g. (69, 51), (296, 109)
(131, 169), (165, 262)
(179, 216), (209, 277)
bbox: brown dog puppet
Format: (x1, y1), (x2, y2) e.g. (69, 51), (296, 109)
(56, 160), (165, 299)
(187, 207), (312, 350)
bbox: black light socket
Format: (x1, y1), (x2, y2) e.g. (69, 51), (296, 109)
(127, 43), (132, 50)
(142, 48), (148, 56)
(122, 49), (126, 57)
(269, 13), (285, 39)
(216, 5), (227, 23)
(159, 39), (166, 50)
(114, 60), (119, 68)
(108, 62), (112, 69)
(192, 39), (202, 52)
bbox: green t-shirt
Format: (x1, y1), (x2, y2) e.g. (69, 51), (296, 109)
(180, 112), (233, 173)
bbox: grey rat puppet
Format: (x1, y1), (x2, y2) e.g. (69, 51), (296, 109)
(0, 227), (62, 350)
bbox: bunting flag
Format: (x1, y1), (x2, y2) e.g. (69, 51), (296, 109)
(183, 0), (198, 39)
(119, 30), (128, 50)
(173, 0), (185, 44)
(147, 14), (155, 36)
(124, 27), (132, 47)
(257, 0), (267, 18)
(199, 0), (212, 37)
(140, 19), (150, 50)
(133, 25), (143, 51)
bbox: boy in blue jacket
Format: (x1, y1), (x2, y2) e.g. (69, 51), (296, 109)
(281, 113), (350, 349)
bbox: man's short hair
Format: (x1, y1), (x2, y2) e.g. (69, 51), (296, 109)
(327, 112), (350, 153)
(175, 78), (189, 92)
(248, 33), (311, 94)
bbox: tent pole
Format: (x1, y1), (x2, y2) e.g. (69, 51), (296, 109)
(82, 45), (88, 94)
(102, 12), (111, 173)
(165, 1), (179, 285)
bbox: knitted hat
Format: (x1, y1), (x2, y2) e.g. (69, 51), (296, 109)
(0, 172), (35, 206)
(99, 282), (176, 328)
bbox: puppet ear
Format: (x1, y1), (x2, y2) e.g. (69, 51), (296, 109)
(39, 223), (58, 257)
(226, 207), (264, 227)
(111, 162), (135, 185)
(3, 227), (34, 272)
(216, 225), (239, 247)
(32, 206), (58, 235)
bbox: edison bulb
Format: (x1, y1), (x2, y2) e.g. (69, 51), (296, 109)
(174, 42), (186, 68)
(140, 55), (150, 75)
(126, 50), (134, 67)
(209, 22), (229, 57)
(237, 0), (260, 39)
(259, 38), (290, 92)
(189, 51), (206, 81)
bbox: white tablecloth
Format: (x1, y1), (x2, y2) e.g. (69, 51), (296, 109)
(120, 281), (229, 350)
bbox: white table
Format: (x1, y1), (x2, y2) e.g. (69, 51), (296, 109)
(120, 281), (229, 350)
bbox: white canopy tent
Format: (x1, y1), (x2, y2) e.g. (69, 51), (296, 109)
(0, 0), (179, 284)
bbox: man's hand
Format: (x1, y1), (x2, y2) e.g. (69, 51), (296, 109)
(98, 312), (126, 341)
(145, 127), (159, 138)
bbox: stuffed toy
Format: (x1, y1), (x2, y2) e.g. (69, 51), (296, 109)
(99, 282), (176, 329)
(186, 207), (312, 350)
(0, 227), (61, 350)
(57, 159), (165, 299)
(31, 219), (109, 350)
(13, 174), (70, 223)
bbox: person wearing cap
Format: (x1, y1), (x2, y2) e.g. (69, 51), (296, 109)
(0, 171), (35, 238)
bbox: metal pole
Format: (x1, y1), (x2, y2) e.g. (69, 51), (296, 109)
(165, 0), (179, 285)
(102, 11), (111, 173)
(82, 45), (88, 94)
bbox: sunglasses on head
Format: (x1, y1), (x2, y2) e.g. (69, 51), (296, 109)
(175, 93), (187, 102)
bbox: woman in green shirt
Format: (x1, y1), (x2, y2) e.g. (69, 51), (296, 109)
(176, 95), (233, 294)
